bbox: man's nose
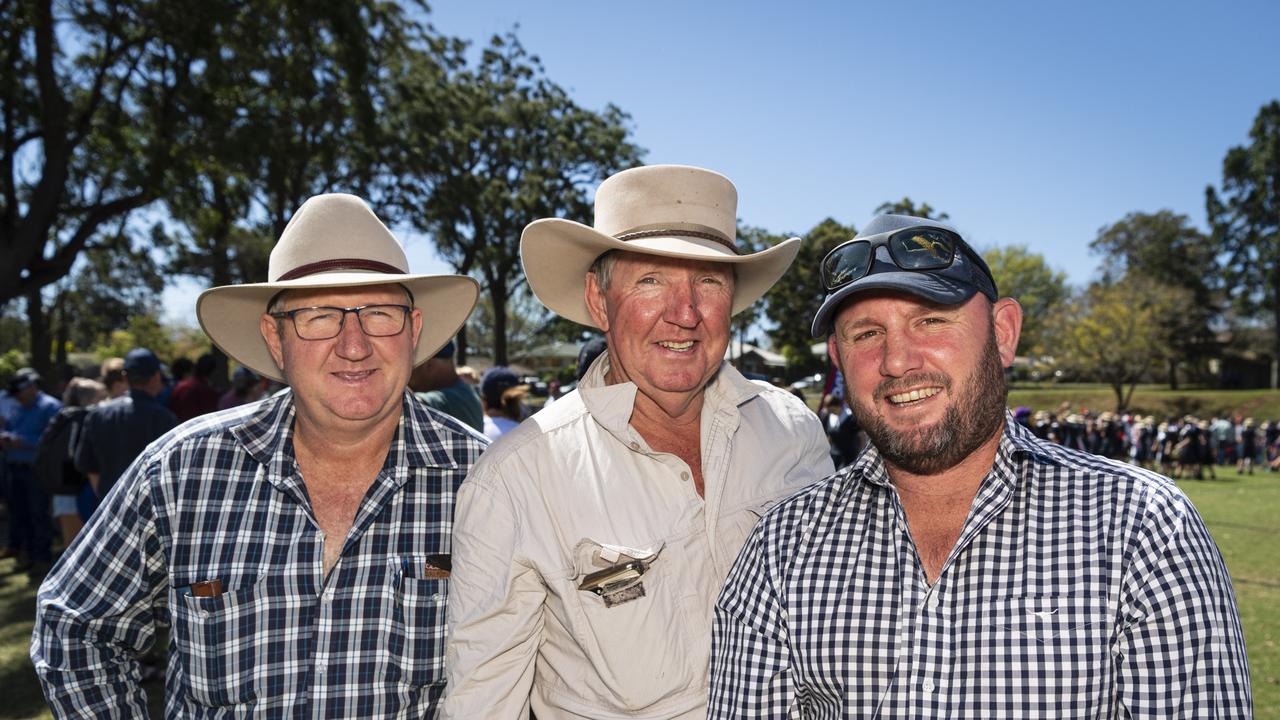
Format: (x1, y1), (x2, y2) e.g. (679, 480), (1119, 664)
(663, 282), (702, 328)
(334, 311), (374, 359)
(879, 330), (922, 377)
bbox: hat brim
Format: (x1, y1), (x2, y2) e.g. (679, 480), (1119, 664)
(810, 270), (979, 338)
(197, 272), (479, 382)
(520, 218), (800, 327)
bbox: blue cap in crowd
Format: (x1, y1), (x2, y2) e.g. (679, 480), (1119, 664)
(124, 347), (162, 376)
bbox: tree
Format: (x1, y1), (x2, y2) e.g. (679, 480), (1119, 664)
(162, 0), (438, 296)
(391, 32), (643, 365)
(47, 235), (164, 369)
(874, 198), (949, 220)
(1058, 277), (1190, 411)
(1090, 210), (1220, 388)
(1206, 100), (1280, 386)
(982, 245), (1069, 358)
(763, 218), (856, 368)
(0, 0), (220, 376)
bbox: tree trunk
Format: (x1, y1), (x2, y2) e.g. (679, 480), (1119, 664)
(455, 325), (469, 366)
(492, 283), (509, 366)
(26, 289), (51, 381)
(1166, 358), (1179, 390)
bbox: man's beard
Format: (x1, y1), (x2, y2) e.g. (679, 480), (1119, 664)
(847, 326), (1008, 475)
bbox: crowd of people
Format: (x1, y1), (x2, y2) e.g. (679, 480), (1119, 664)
(0, 352), (274, 574)
(1014, 406), (1280, 478)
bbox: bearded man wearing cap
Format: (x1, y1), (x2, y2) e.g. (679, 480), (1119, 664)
(33, 194), (486, 718)
(708, 215), (1251, 717)
(443, 165), (833, 719)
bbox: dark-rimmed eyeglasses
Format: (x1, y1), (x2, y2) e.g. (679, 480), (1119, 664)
(820, 226), (965, 292)
(270, 304), (411, 340)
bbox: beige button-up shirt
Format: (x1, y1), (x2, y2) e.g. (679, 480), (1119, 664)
(443, 358), (833, 719)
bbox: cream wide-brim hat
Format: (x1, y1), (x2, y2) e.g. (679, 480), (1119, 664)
(197, 193), (479, 382)
(520, 164), (800, 327)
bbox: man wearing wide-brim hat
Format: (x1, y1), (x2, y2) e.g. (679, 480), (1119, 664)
(33, 193), (487, 718)
(444, 165), (833, 719)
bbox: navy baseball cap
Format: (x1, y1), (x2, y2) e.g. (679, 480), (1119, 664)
(480, 366), (521, 406)
(810, 214), (998, 337)
(123, 347), (162, 376)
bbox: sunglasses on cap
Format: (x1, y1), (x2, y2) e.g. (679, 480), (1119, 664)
(820, 226), (978, 292)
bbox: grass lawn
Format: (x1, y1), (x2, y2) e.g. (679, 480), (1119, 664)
(1, 466), (1276, 717)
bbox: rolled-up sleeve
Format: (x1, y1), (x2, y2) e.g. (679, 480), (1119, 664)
(31, 459), (168, 718)
(443, 470), (546, 719)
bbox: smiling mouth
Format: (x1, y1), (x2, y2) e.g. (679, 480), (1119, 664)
(886, 387), (942, 405)
(658, 341), (694, 352)
(333, 370), (375, 382)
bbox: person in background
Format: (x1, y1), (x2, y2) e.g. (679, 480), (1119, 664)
(410, 339), (484, 433)
(168, 352), (221, 422)
(1, 368), (62, 573)
(98, 358), (128, 399)
(709, 214), (1250, 716)
(34, 378), (106, 549)
(217, 366), (264, 410)
(575, 335), (607, 381)
(33, 192), (484, 718)
(478, 365), (526, 440)
(74, 348), (178, 506)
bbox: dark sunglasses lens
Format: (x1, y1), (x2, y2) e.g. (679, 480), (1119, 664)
(889, 229), (956, 269)
(823, 242), (872, 290)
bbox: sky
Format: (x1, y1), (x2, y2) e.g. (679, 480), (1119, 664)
(163, 0), (1279, 327)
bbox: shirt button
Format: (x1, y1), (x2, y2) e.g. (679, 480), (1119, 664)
(198, 610), (210, 620)
(925, 593), (940, 610)
(322, 588), (335, 603)
(680, 471), (690, 482)
(629, 441), (640, 451)
(922, 679), (936, 693)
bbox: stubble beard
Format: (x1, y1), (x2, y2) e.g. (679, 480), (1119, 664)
(848, 326), (1008, 475)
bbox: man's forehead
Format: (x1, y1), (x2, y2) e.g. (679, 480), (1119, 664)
(834, 289), (978, 322)
(612, 252), (733, 276)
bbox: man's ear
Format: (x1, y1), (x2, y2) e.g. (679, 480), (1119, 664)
(990, 297), (1023, 367)
(826, 334), (843, 375)
(260, 314), (286, 372)
(584, 272), (611, 332)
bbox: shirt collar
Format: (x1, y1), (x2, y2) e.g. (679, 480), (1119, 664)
(576, 353), (765, 436)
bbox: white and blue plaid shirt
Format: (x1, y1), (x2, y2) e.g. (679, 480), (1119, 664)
(710, 416), (1251, 718)
(32, 390), (487, 718)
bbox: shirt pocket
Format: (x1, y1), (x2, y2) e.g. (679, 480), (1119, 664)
(966, 595), (1113, 711)
(388, 555), (448, 688)
(565, 539), (701, 710)
(170, 577), (265, 707)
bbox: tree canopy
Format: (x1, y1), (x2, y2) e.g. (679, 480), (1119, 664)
(981, 244), (1069, 358)
(1207, 100), (1280, 383)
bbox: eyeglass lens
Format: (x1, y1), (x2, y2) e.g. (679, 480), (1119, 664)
(290, 305), (408, 339)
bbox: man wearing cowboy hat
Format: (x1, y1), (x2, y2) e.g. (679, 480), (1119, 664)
(33, 194), (487, 718)
(708, 214), (1250, 717)
(443, 165), (833, 719)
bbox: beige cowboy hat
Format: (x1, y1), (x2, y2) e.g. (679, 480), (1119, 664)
(197, 193), (479, 382)
(520, 164), (801, 327)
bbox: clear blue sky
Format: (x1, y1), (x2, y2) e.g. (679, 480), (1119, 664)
(165, 0), (1279, 323)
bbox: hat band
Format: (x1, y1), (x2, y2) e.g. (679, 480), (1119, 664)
(614, 228), (738, 254)
(277, 258), (405, 282)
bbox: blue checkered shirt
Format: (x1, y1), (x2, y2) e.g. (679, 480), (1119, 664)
(32, 390), (487, 718)
(710, 417), (1251, 718)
